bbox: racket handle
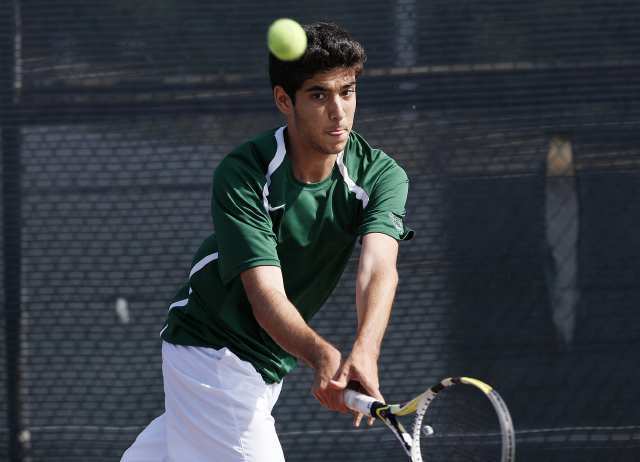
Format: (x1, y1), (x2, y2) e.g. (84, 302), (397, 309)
(344, 389), (379, 416)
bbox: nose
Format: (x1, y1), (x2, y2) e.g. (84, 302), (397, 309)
(328, 95), (346, 122)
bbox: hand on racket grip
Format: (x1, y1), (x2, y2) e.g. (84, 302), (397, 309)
(329, 349), (383, 427)
(310, 343), (349, 413)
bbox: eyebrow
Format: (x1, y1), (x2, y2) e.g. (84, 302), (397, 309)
(304, 81), (357, 92)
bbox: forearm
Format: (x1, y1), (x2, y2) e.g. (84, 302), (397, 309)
(330, 248), (398, 417)
(253, 287), (334, 368)
(354, 264), (398, 356)
(242, 265), (345, 412)
(241, 267), (335, 369)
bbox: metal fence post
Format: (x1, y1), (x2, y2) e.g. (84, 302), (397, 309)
(1, 0), (24, 460)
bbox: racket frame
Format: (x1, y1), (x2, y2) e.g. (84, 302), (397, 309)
(344, 376), (516, 462)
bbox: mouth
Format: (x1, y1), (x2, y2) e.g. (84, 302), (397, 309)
(327, 128), (348, 137)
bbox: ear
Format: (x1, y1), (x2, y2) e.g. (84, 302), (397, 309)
(273, 85), (294, 116)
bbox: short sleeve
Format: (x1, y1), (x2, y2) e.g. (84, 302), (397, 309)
(357, 164), (414, 241)
(212, 157), (281, 284)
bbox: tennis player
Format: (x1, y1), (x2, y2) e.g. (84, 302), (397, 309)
(121, 22), (413, 462)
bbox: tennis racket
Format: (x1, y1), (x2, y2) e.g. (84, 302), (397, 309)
(344, 376), (515, 462)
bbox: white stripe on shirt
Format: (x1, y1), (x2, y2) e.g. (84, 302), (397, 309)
(262, 126), (287, 214)
(336, 151), (369, 208)
(160, 251), (220, 335)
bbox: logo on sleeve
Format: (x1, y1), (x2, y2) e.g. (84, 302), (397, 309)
(389, 212), (404, 232)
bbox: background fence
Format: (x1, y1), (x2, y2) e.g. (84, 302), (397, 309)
(1, 1), (640, 461)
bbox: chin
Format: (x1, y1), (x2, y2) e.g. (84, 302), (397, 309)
(327, 140), (349, 155)
(324, 145), (346, 155)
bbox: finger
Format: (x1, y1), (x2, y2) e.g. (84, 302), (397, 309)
(312, 387), (332, 410)
(328, 379), (347, 390)
(317, 387), (348, 413)
(353, 412), (363, 428)
(331, 364), (351, 389)
(357, 378), (384, 404)
(315, 379), (334, 402)
(368, 417), (375, 426)
(329, 390), (348, 413)
(317, 376), (330, 392)
(312, 390), (325, 408)
(358, 378), (380, 398)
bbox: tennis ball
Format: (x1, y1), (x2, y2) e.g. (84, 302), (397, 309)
(268, 18), (307, 61)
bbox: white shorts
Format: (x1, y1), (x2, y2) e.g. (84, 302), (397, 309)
(121, 341), (285, 462)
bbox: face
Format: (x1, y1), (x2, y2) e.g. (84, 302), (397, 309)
(276, 67), (357, 156)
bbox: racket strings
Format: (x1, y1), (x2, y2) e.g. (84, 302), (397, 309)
(418, 386), (504, 461)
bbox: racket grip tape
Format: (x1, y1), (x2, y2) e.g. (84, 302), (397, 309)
(344, 389), (381, 417)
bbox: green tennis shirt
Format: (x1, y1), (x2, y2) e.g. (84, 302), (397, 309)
(161, 126), (413, 383)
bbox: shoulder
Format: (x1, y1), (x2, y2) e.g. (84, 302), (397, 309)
(343, 131), (409, 190)
(214, 127), (283, 186)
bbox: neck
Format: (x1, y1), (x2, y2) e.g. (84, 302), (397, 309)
(286, 128), (338, 184)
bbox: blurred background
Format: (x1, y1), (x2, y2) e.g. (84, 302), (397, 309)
(1, 1), (639, 461)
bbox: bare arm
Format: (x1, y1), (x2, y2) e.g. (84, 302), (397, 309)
(330, 232), (400, 424)
(354, 233), (399, 356)
(241, 265), (347, 412)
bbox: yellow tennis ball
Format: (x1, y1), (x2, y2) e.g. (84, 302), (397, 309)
(267, 18), (307, 61)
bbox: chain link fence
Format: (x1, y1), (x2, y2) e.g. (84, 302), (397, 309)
(2, 1), (640, 460)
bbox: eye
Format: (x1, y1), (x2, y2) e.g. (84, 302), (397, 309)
(342, 88), (356, 97)
(311, 93), (326, 101)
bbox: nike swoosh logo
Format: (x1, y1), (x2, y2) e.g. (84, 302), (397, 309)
(268, 203), (285, 212)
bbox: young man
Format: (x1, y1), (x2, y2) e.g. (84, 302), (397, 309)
(121, 22), (413, 462)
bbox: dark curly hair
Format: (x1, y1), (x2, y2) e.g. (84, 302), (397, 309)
(269, 22), (367, 103)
